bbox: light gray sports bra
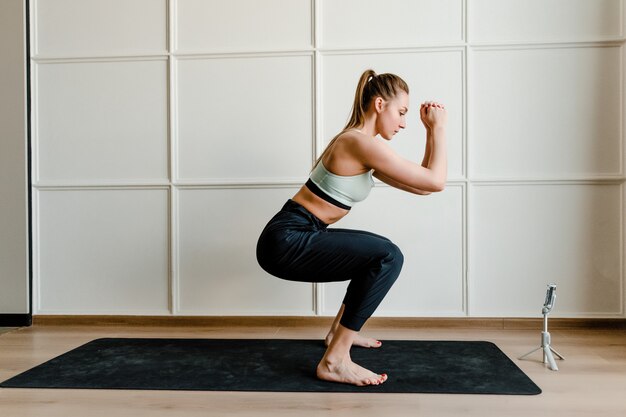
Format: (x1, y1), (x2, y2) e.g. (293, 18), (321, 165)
(306, 160), (374, 210)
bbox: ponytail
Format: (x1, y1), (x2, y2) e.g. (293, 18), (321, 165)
(345, 69), (377, 131)
(312, 69), (409, 170)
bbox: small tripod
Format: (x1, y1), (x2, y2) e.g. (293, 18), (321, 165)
(519, 284), (565, 371)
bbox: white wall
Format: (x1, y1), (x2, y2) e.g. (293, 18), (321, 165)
(30, 0), (626, 318)
(0, 0), (29, 315)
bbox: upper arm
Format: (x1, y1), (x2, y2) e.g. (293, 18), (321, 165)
(354, 136), (444, 192)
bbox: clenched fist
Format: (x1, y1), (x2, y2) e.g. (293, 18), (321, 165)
(420, 101), (447, 131)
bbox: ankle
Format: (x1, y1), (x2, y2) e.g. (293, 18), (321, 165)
(321, 350), (349, 367)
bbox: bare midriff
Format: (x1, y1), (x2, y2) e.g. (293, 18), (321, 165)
(291, 185), (349, 225)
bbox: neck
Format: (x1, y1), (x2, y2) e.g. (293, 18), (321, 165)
(357, 115), (378, 137)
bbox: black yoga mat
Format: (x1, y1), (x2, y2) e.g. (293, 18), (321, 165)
(0, 338), (541, 394)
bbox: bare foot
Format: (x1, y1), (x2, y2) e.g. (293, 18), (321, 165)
(325, 332), (382, 348)
(316, 357), (388, 387)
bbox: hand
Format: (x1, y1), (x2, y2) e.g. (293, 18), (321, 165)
(420, 101), (447, 131)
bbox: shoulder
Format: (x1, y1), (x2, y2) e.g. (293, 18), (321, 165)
(333, 131), (396, 170)
(336, 130), (380, 152)
(336, 129), (362, 142)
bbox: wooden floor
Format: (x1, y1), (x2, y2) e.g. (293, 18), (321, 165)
(0, 323), (625, 416)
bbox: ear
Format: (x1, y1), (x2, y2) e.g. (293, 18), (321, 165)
(374, 96), (385, 113)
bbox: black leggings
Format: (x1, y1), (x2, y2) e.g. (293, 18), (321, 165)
(256, 199), (404, 332)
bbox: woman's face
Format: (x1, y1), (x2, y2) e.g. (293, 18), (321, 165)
(376, 91), (409, 140)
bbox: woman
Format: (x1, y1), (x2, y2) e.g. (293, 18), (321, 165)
(256, 69), (447, 386)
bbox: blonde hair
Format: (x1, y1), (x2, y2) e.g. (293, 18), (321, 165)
(313, 69), (409, 169)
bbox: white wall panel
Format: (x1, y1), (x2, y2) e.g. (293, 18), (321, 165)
(322, 51), (464, 180)
(33, 0), (167, 57)
(470, 184), (622, 317)
(469, 0), (623, 43)
(322, 185), (464, 316)
(175, 55), (313, 182)
(471, 47), (622, 178)
(36, 189), (170, 314)
(174, 0), (312, 53)
(27, 0), (626, 319)
(319, 0), (463, 49)
(176, 187), (314, 315)
(35, 60), (169, 184)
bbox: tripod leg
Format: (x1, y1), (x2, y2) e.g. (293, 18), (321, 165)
(519, 346), (542, 360)
(544, 345), (559, 371)
(549, 346), (565, 360)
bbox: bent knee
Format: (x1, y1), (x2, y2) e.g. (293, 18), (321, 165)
(382, 242), (404, 272)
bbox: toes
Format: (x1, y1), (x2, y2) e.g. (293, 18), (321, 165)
(362, 339), (382, 348)
(358, 374), (387, 386)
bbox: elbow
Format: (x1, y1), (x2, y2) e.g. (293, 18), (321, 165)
(414, 182), (444, 194)
(429, 181), (446, 193)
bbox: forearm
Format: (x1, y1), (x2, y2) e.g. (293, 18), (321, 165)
(421, 128), (433, 167)
(427, 127), (447, 190)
